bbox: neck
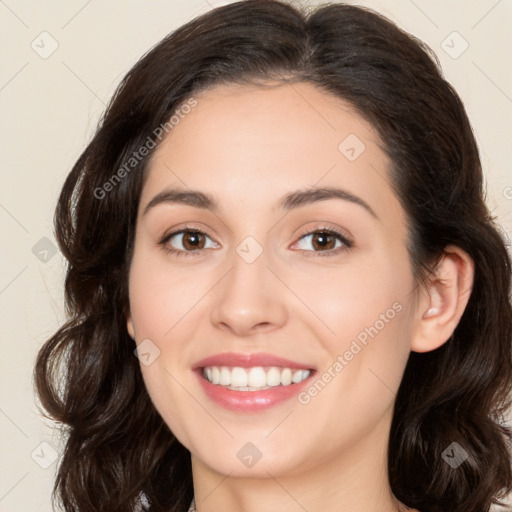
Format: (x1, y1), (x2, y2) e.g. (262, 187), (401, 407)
(190, 410), (405, 512)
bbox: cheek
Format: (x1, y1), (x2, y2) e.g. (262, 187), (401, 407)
(295, 250), (415, 412)
(128, 252), (209, 342)
(293, 255), (412, 350)
(129, 256), (201, 443)
(138, 364), (198, 451)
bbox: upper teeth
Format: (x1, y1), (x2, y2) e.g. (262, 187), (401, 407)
(203, 366), (311, 390)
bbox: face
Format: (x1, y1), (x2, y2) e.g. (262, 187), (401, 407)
(127, 81), (420, 479)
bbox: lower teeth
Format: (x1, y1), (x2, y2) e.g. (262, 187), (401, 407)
(225, 385), (274, 391)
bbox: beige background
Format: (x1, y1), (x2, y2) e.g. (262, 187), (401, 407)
(0, 0), (510, 510)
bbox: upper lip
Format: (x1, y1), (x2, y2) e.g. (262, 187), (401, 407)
(193, 352), (315, 370)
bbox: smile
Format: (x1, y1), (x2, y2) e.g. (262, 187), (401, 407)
(202, 365), (311, 390)
(193, 353), (316, 412)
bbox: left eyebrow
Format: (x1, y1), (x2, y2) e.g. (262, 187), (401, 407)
(278, 186), (379, 220)
(142, 186), (378, 220)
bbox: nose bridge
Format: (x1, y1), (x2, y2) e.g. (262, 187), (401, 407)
(210, 234), (287, 334)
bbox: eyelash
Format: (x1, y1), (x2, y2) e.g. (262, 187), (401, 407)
(158, 225), (353, 258)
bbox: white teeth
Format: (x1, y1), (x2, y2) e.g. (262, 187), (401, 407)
(231, 367), (248, 387)
(292, 370), (303, 383)
(202, 365), (311, 389)
(219, 367), (230, 386)
(281, 368), (292, 386)
(248, 367), (267, 387)
(266, 367), (281, 386)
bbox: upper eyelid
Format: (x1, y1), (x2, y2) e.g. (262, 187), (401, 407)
(290, 229), (352, 254)
(163, 228), (219, 248)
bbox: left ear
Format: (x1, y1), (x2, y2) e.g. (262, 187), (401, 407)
(410, 244), (474, 353)
(126, 309), (136, 341)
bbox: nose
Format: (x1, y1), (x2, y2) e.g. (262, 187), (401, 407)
(209, 243), (288, 337)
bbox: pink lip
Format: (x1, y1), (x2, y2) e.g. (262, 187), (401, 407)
(193, 352), (314, 370)
(193, 352), (315, 413)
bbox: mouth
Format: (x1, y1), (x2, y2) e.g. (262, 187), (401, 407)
(201, 365), (311, 391)
(193, 353), (316, 412)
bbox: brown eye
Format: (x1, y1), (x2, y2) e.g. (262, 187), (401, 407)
(293, 228), (352, 255)
(161, 228), (217, 256)
(310, 232), (337, 251)
(180, 231), (206, 250)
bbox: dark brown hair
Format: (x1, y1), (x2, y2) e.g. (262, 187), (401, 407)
(34, 1), (512, 511)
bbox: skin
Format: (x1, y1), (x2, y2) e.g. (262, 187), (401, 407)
(126, 81), (474, 512)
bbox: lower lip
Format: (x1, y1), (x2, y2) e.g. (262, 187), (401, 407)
(195, 370), (314, 412)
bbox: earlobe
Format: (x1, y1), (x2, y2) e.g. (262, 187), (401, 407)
(410, 244), (474, 353)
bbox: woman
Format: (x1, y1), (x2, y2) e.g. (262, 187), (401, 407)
(34, 1), (512, 511)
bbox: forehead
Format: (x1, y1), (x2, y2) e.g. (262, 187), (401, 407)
(140, 81), (403, 228)
(157, 80), (379, 161)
